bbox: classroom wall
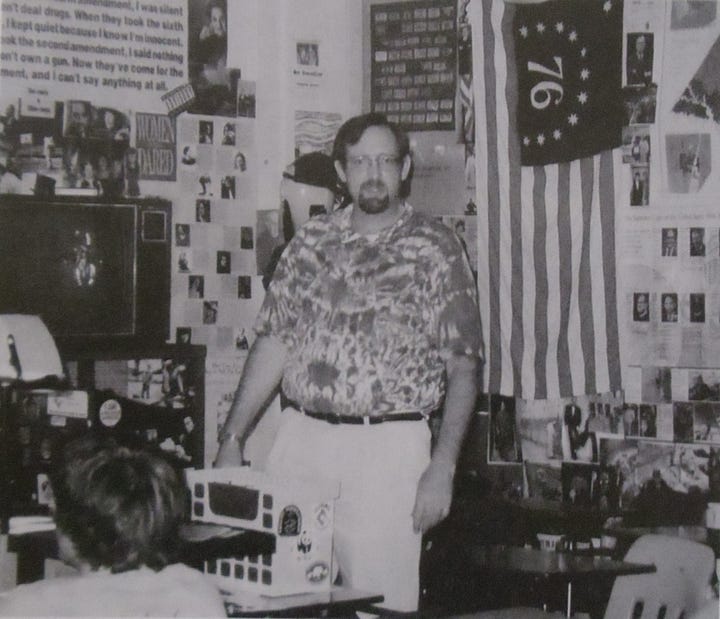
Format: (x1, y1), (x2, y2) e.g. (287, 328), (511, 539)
(0, 0), (363, 467)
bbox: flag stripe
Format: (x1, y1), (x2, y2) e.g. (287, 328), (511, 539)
(568, 158), (586, 394)
(544, 163), (562, 400)
(578, 157), (597, 394)
(472, 0), (491, 392)
(520, 166), (537, 400)
(556, 163), (573, 396)
(505, 9), (524, 398)
(482, 0), (502, 394)
(532, 168), (548, 399)
(590, 154), (610, 392)
(601, 150), (622, 390)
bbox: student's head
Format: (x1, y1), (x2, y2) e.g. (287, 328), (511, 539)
(663, 294), (676, 313)
(332, 113), (413, 209)
(635, 293), (648, 314)
(234, 152), (246, 171)
(50, 435), (185, 574)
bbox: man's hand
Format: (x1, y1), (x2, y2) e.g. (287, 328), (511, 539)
(411, 460), (454, 534)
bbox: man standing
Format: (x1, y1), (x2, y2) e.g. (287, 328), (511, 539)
(215, 113), (482, 612)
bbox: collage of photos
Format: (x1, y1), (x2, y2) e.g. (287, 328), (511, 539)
(171, 111), (259, 351)
(0, 99), (139, 198)
(631, 290), (710, 324)
(622, 30), (657, 207)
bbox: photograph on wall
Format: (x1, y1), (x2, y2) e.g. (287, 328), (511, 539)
(621, 126), (651, 164)
(488, 395), (522, 464)
(623, 84), (657, 125)
(294, 111), (343, 158)
(640, 366), (672, 403)
(135, 112), (177, 182)
(127, 359), (165, 402)
(626, 32), (654, 86)
(524, 461), (562, 501)
(671, 0), (718, 29)
(561, 462), (596, 507)
(673, 32), (720, 123)
(236, 80), (256, 119)
(562, 400), (598, 463)
(188, 275), (204, 299)
(237, 275), (252, 299)
(674, 401), (696, 442)
(187, 0), (241, 116)
(296, 41), (320, 67)
(665, 133), (711, 193)
(629, 165), (649, 206)
(694, 401), (720, 443)
(176, 327), (192, 344)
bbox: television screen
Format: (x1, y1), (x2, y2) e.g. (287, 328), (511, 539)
(0, 201), (136, 338)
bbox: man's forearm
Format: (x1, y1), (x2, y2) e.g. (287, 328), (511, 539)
(432, 354), (480, 469)
(219, 334), (288, 447)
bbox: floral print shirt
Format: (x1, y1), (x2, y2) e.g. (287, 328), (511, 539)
(255, 203), (483, 417)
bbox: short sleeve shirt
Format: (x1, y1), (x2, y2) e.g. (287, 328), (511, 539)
(255, 203), (483, 417)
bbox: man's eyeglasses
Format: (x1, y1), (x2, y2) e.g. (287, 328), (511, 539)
(347, 154), (400, 170)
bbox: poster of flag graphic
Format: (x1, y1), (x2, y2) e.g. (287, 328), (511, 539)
(471, 0), (623, 400)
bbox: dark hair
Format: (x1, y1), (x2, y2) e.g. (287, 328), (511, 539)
(51, 436), (185, 573)
(331, 113), (412, 198)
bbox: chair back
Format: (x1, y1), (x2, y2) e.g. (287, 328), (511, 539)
(603, 533), (715, 619)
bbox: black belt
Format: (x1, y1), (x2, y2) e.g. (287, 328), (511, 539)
(283, 396), (426, 425)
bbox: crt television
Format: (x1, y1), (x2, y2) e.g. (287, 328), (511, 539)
(0, 195), (171, 354)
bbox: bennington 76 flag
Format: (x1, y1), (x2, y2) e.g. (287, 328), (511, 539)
(472, 0), (623, 399)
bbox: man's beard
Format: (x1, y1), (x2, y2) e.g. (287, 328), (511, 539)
(357, 179), (390, 214)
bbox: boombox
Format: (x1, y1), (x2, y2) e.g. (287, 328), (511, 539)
(185, 467), (339, 596)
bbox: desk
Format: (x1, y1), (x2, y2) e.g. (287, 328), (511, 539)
(223, 586), (383, 617)
(471, 545), (656, 618)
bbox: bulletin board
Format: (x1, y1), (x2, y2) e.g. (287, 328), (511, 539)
(370, 0), (457, 131)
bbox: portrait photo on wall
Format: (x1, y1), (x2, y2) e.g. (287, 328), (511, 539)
(633, 292), (650, 322)
(488, 395), (522, 464)
(216, 250), (231, 273)
(661, 228), (677, 257)
(689, 227), (706, 256)
(176, 223), (190, 247)
(296, 41), (319, 66)
(626, 32), (654, 86)
(237, 275), (252, 299)
(629, 165), (649, 206)
(690, 293), (705, 323)
(660, 292), (678, 323)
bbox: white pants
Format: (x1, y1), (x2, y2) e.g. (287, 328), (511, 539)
(265, 410), (431, 612)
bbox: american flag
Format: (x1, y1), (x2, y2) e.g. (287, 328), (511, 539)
(471, 0), (623, 399)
